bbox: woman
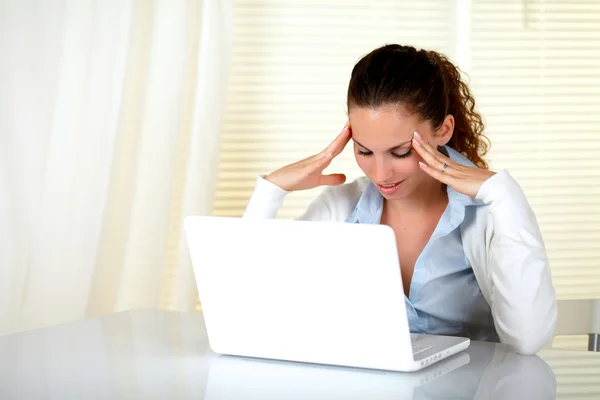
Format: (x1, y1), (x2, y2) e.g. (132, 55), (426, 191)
(243, 44), (557, 355)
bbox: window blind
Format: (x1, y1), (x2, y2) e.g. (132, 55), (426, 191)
(212, 0), (600, 333)
(540, 349), (600, 398)
(214, 0), (456, 220)
(469, 0), (600, 300)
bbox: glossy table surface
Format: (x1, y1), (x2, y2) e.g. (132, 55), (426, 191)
(1, 309), (599, 399)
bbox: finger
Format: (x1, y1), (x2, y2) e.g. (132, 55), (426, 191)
(319, 173), (346, 186)
(411, 131), (442, 159)
(411, 132), (455, 173)
(322, 123), (351, 156)
(305, 151), (333, 173)
(418, 161), (453, 185)
(330, 126), (352, 157)
(300, 150), (331, 167)
(299, 143), (337, 167)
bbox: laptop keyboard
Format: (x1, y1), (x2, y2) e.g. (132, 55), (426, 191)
(412, 344), (432, 355)
(410, 333), (433, 355)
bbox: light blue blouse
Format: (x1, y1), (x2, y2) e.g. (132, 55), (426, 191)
(344, 147), (499, 342)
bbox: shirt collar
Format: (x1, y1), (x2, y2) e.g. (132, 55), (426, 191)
(345, 146), (484, 225)
(345, 181), (383, 224)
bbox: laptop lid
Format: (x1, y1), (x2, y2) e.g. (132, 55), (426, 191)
(184, 215), (414, 371)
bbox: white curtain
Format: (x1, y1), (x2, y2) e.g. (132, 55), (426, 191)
(0, 0), (232, 336)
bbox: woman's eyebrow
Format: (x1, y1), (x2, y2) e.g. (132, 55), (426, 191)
(353, 138), (412, 152)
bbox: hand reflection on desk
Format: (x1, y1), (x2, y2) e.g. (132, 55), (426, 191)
(204, 342), (556, 400)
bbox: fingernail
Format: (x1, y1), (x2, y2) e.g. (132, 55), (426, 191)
(419, 161), (427, 168)
(412, 137), (421, 147)
(413, 131), (422, 139)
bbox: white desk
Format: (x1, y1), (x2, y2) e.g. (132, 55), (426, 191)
(0, 309), (599, 399)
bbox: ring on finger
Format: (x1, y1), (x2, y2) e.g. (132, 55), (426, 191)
(441, 163), (449, 172)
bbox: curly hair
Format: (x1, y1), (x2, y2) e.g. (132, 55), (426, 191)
(347, 44), (490, 169)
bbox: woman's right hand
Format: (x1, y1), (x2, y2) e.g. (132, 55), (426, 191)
(265, 124), (352, 191)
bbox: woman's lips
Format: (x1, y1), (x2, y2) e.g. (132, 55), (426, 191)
(376, 181), (402, 195)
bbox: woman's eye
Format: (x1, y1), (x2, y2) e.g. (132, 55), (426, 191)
(392, 150), (412, 159)
(357, 149), (412, 159)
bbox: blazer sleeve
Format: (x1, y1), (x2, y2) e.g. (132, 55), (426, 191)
(242, 176), (333, 221)
(476, 170), (558, 355)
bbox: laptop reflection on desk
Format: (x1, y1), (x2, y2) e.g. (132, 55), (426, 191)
(203, 352), (470, 400)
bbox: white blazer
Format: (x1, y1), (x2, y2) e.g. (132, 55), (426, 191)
(243, 170), (558, 355)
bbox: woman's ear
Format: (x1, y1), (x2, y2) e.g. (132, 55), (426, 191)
(436, 114), (455, 146)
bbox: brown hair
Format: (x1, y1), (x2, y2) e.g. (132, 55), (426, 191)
(347, 44), (490, 169)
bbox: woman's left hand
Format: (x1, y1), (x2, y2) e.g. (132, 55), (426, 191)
(411, 131), (495, 198)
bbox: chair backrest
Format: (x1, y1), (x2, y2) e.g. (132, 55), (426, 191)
(550, 299), (600, 351)
(554, 299), (600, 336)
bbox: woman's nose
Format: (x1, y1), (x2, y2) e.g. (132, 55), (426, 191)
(372, 158), (393, 183)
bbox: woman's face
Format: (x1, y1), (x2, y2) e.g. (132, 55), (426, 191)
(348, 106), (451, 200)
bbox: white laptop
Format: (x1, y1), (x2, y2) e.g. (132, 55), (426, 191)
(184, 216), (470, 372)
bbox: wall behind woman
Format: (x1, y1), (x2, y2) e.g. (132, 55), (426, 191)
(214, 0), (600, 350)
